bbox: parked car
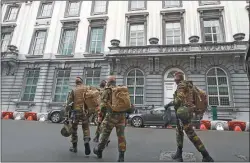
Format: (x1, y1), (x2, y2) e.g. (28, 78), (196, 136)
(245, 41), (250, 80)
(47, 109), (98, 125)
(128, 101), (201, 128)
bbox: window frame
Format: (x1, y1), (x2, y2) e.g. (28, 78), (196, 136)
(58, 20), (79, 56)
(128, 1), (147, 11)
(37, 1), (54, 19)
(52, 68), (71, 103)
(1, 25), (16, 52)
(3, 4), (21, 22)
(84, 67), (101, 87)
(126, 13), (148, 46)
(21, 69), (40, 102)
(126, 68), (145, 106)
(90, 1), (109, 16)
(162, 0), (182, 8)
(199, 0), (220, 6)
(28, 28), (49, 56)
(198, 7), (226, 43)
(161, 10), (185, 45)
(86, 17), (108, 54)
(64, 1), (82, 18)
(206, 67), (231, 107)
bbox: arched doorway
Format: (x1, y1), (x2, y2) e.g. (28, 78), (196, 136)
(163, 68), (185, 105)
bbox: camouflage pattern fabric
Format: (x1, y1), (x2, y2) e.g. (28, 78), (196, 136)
(65, 87), (91, 144)
(174, 80), (208, 153)
(95, 110), (107, 137)
(97, 84), (127, 152)
(98, 112), (126, 152)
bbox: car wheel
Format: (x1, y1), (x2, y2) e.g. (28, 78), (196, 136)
(51, 112), (61, 123)
(131, 117), (143, 127)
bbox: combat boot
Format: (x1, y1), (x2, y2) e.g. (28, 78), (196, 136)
(69, 143), (77, 153)
(171, 147), (183, 162)
(93, 147), (103, 158)
(93, 135), (99, 143)
(84, 138), (91, 155)
(201, 151), (214, 162)
(117, 151), (125, 162)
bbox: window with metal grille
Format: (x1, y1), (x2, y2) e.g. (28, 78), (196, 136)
(22, 70), (40, 101)
(203, 19), (223, 43)
(129, 24), (145, 46)
(85, 68), (101, 87)
(89, 27), (104, 54)
(66, 1), (81, 17)
(206, 67), (230, 106)
(4, 5), (19, 21)
(54, 69), (71, 102)
(1, 33), (12, 52)
(59, 28), (76, 55)
(30, 30), (47, 55)
(165, 22), (182, 44)
(38, 2), (53, 18)
(126, 68), (144, 105)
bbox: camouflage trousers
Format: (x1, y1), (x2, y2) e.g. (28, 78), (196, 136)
(71, 110), (90, 143)
(175, 107), (207, 153)
(97, 112), (126, 152)
(95, 111), (107, 137)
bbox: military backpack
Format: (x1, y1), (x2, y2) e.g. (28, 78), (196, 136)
(107, 85), (131, 112)
(84, 86), (100, 114)
(192, 86), (208, 116)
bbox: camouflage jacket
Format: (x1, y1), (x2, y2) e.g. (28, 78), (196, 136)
(173, 80), (195, 111)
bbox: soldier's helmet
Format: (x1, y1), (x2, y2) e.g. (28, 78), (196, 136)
(60, 124), (72, 137)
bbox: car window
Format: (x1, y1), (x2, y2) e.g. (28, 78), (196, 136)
(152, 107), (165, 114)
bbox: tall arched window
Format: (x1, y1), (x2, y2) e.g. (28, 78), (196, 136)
(126, 68), (144, 105)
(206, 67), (230, 106)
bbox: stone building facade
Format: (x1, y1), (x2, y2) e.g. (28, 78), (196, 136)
(1, 1), (249, 121)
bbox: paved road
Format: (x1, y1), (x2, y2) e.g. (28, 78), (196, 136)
(1, 120), (249, 162)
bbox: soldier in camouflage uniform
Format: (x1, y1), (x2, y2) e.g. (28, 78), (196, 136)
(93, 80), (108, 143)
(172, 72), (214, 162)
(64, 77), (91, 155)
(93, 76), (133, 162)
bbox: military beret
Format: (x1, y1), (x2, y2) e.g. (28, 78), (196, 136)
(76, 76), (83, 82)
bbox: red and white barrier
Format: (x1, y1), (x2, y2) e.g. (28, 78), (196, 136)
(37, 113), (48, 122)
(1, 111), (14, 120)
(210, 120), (229, 131)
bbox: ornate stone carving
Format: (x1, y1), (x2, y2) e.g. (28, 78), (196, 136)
(189, 56), (195, 72)
(196, 55), (202, 73)
(233, 33), (245, 41)
(189, 36), (199, 43)
(116, 58), (121, 74)
(233, 55), (240, 72)
(149, 37), (159, 45)
(154, 57), (159, 72)
(110, 39), (120, 47)
(1, 45), (19, 76)
(148, 57), (153, 73)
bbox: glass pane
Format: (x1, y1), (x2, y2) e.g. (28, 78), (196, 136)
(29, 94), (35, 101)
(86, 78), (92, 85)
(86, 69), (93, 77)
(130, 96), (134, 104)
(218, 77), (227, 85)
(216, 68), (226, 76)
(127, 78), (135, 85)
(207, 77), (217, 85)
(61, 95), (67, 102)
(58, 70), (64, 77)
(55, 87), (62, 93)
(136, 78), (144, 85)
(34, 70), (40, 77)
(54, 95), (60, 102)
(205, 35), (212, 42)
(128, 87), (134, 94)
(219, 87), (228, 95)
(27, 70), (34, 77)
(209, 97), (219, 106)
(22, 94), (29, 101)
(93, 78), (100, 86)
(207, 68), (216, 76)
(94, 69), (101, 77)
(26, 78), (33, 85)
(204, 27), (211, 33)
(220, 97), (230, 106)
(135, 96), (143, 104)
(57, 79), (63, 85)
(62, 86), (69, 93)
(30, 86), (37, 93)
(136, 70), (143, 76)
(24, 86), (31, 93)
(135, 87), (143, 94)
(33, 78), (38, 85)
(167, 71), (177, 78)
(63, 78), (69, 85)
(208, 87), (218, 95)
(65, 70), (71, 77)
(128, 70), (135, 76)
